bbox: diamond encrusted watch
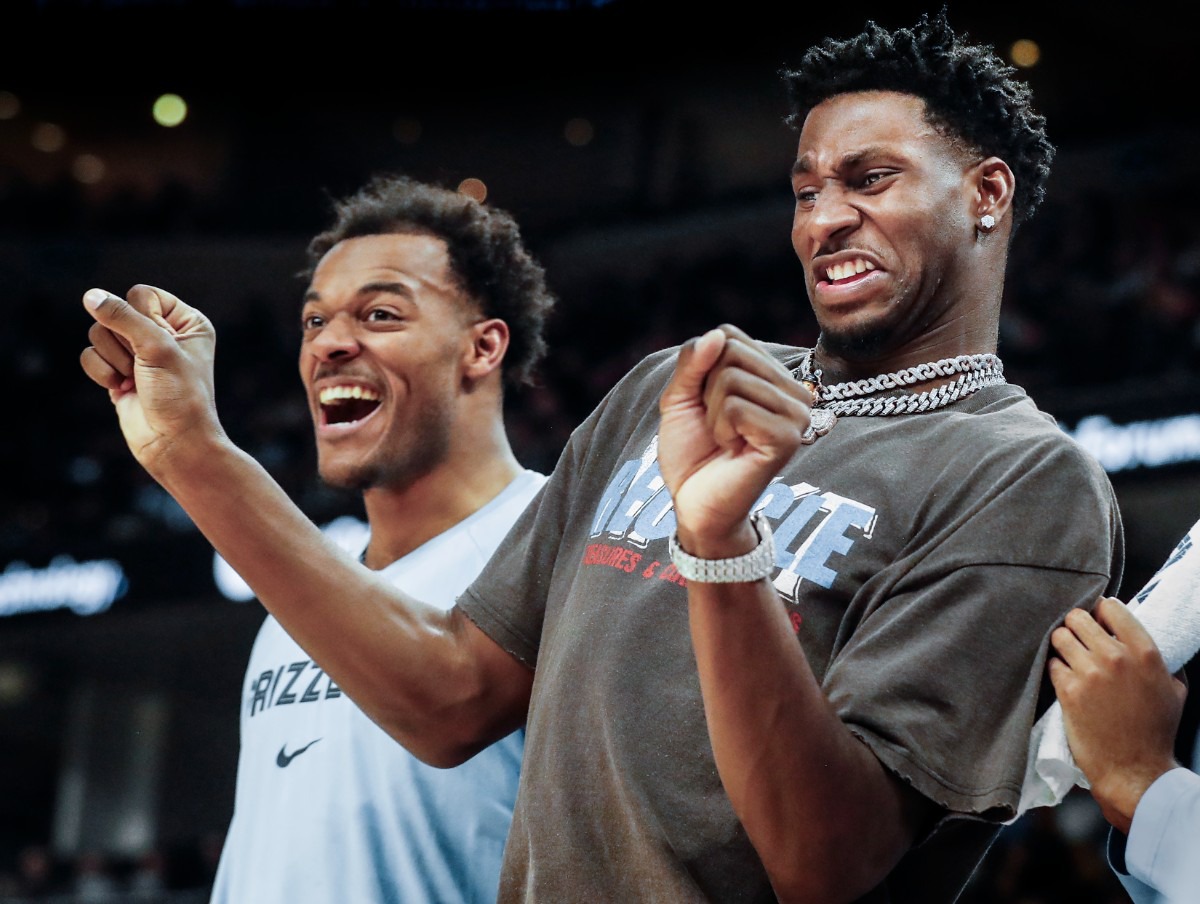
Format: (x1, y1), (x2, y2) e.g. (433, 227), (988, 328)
(668, 511), (776, 583)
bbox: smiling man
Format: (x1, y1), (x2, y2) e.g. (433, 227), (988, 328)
(184, 176), (552, 903)
(81, 13), (1122, 904)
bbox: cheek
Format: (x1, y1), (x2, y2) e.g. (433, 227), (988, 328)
(790, 218), (810, 264)
(895, 209), (950, 262)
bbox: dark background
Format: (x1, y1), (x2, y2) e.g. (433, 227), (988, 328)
(2, 1), (1198, 901)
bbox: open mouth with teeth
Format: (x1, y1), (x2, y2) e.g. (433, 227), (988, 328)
(319, 385), (382, 426)
(824, 258), (877, 283)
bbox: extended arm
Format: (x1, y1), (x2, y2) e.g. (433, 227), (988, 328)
(657, 327), (933, 903)
(79, 286), (532, 765)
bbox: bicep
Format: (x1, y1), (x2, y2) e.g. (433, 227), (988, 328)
(455, 606), (535, 747)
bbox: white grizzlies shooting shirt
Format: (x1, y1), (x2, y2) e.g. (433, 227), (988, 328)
(210, 469), (546, 904)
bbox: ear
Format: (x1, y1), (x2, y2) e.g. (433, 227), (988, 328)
(462, 317), (510, 383)
(972, 157), (1016, 234)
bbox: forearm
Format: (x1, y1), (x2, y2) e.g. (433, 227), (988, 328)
(153, 434), (525, 764)
(688, 575), (923, 902)
(660, 328), (923, 896)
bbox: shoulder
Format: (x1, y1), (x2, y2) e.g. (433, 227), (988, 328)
(932, 387), (1123, 569)
(944, 384), (1111, 481)
(506, 468), (548, 504)
(865, 384), (1121, 554)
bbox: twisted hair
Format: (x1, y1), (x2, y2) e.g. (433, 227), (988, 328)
(306, 174), (556, 388)
(781, 9), (1054, 227)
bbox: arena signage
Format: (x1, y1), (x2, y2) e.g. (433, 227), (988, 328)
(0, 556), (127, 618)
(1064, 413), (1200, 473)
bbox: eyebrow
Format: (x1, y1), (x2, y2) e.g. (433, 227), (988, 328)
(302, 281), (414, 306)
(791, 145), (895, 178)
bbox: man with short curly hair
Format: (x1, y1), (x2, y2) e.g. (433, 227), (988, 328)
(203, 175), (555, 904)
(82, 13), (1121, 903)
(305, 175), (553, 390)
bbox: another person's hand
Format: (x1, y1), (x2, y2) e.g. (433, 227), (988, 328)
(1049, 596), (1187, 833)
(657, 324), (812, 556)
(80, 284), (225, 476)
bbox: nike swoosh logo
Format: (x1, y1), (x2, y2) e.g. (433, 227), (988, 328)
(276, 738), (322, 767)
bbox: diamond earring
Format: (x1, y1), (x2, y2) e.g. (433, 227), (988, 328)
(979, 214), (996, 231)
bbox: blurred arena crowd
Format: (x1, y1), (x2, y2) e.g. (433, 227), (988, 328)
(2, 140), (1199, 903)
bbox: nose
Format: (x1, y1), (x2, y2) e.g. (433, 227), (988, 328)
(796, 185), (861, 255)
(308, 312), (361, 362)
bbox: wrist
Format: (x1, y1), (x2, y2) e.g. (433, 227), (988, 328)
(675, 519), (760, 561)
(670, 512), (776, 584)
(150, 421), (237, 486)
(1092, 760), (1179, 835)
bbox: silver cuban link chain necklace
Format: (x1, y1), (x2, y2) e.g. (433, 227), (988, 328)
(792, 350), (1007, 444)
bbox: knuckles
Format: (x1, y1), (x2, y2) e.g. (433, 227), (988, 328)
(715, 396), (807, 452)
(1062, 608), (1091, 631)
(125, 284), (161, 310)
(1132, 643), (1167, 672)
(1050, 625), (1073, 650)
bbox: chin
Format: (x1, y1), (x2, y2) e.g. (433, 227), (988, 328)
(319, 448), (445, 495)
(818, 322), (897, 359)
(318, 465), (379, 493)
(314, 447), (387, 491)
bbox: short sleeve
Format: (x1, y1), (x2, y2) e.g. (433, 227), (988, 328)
(457, 348), (678, 667)
(824, 436), (1123, 820)
(456, 422), (590, 667)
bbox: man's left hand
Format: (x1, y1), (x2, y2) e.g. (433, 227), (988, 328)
(1049, 596), (1186, 834)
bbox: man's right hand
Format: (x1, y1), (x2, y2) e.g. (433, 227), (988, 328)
(80, 284), (226, 475)
(657, 324), (812, 555)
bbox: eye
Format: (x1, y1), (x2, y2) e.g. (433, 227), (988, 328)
(301, 312), (325, 330)
(365, 308), (403, 324)
(857, 170), (895, 191)
(793, 185), (818, 206)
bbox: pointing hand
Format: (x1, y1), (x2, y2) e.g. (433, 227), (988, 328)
(80, 284), (226, 474)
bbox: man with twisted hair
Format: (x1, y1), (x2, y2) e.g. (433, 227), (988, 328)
(81, 13), (1121, 903)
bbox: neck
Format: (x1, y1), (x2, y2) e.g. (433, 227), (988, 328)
(359, 420), (522, 570)
(814, 319), (999, 387)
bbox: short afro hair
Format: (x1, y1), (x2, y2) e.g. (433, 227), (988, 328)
(781, 9), (1054, 227)
(306, 174), (556, 389)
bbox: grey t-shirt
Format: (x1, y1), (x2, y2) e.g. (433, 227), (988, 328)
(459, 345), (1124, 902)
